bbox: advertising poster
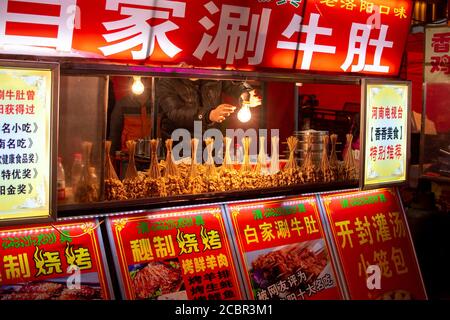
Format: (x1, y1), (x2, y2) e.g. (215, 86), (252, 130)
(321, 188), (427, 300)
(227, 197), (342, 300)
(0, 220), (112, 300)
(362, 81), (410, 188)
(0, 63), (57, 222)
(107, 206), (243, 300)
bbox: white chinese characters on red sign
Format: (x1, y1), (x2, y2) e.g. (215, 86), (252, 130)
(193, 2), (271, 65)
(100, 0), (186, 59)
(0, 0), (76, 52)
(277, 13), (336, 70)
(0, 0), (413, 76)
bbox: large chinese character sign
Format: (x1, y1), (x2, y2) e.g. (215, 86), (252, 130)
(0, 0), (413, 76)
(0, 220), (112, 299)
(321, 188), (426, 299)
(361, 80), (411, 189)
(227, 197), (342, 300)
(107, 206), (243, 300)
(0, 61), (58, 224)
(425, 26), (450, 83)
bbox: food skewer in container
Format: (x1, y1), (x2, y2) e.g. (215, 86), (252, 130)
(255, 136), (268, 175)
(343, 134), (358, 181)
(123, 140), (145, 199)
(144, 139), (166, 197)
(283, 136), (303, 185)
(104, 140), (127, 201)
(301, 134), (318, 183)
(240, 137), (257, 190)
(269, 135), (280, 174)
(204, 138), (222, 192)
(268, 135), (280, 187)
(220, 136), (237, 191)
(163, 139), (185, 196)
(186, 138), (205, 194)
(329, 134), (342, 181)
(240, 136), (252, 173)
(75, 141), (99, 203)
(254, 136), (271, 189)
(320, 135), (335, 182)
(222, 136), (234, 171)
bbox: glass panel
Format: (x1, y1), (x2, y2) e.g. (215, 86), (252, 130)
(100, 77), (361, 202)
(298, 83), (361, 177)
(58, 75), (107, 205)
(107, 76), (154, 179)
(56, 73), (364, 206)
(422, 83), (450, 178)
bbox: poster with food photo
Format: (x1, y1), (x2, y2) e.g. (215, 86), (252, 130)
(227, 197), (342, 300)
(0, 220), (112, 300)
(129, 259), (186, 300)
(107, 206), (243, 300)
(321, 188), (427, 300)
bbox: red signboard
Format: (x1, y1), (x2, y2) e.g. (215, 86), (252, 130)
(321, 188), (427, 300)
(0, 0), (412, 76)
(107, 206), (243, 300)
(425, 26), (450, 83)
(228, 196), (342, 300)
(0, 220), (112, 300)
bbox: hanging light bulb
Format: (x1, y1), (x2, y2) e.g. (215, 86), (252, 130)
(132, 76), (145, 95)
(237, 102), (252, 123)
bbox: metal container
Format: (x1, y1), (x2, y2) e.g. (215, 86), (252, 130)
(294, 130), (329, 144)
(135, 139), (151, 158)
(297, 143), (324, 152)
(295, 130), (328, 167)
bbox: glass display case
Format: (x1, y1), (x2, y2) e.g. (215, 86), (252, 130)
(56, 69), (363, 217)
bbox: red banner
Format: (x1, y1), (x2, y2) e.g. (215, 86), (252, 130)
(321, 188), (427, 300)
(425, 26), (450, 83)
(0, 220), (112, 300)
(107, 206), (243, 300)
(228, 196), (342, 300)
(0, 0), (412, 76)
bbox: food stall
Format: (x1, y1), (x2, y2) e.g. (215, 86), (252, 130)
(0, 0), (427, 300)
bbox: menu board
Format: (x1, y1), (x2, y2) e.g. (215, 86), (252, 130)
(0, 62), (57, 222)
(321, 188), (426, 300)
(361, 80), (411, 189)
(227, 197), (342, 300)
(0, 220), (112, 300)
(107, 206), (243, 300)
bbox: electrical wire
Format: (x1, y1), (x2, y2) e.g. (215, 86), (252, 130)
(51, 220), (104, 238)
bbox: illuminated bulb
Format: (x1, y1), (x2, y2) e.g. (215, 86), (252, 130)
(237, 104), (252, 123)
(132, 76), (145, 95)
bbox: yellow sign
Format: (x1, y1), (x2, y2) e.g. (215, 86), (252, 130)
(0, 63), (56, 222)
(362, 82), (410, 188)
